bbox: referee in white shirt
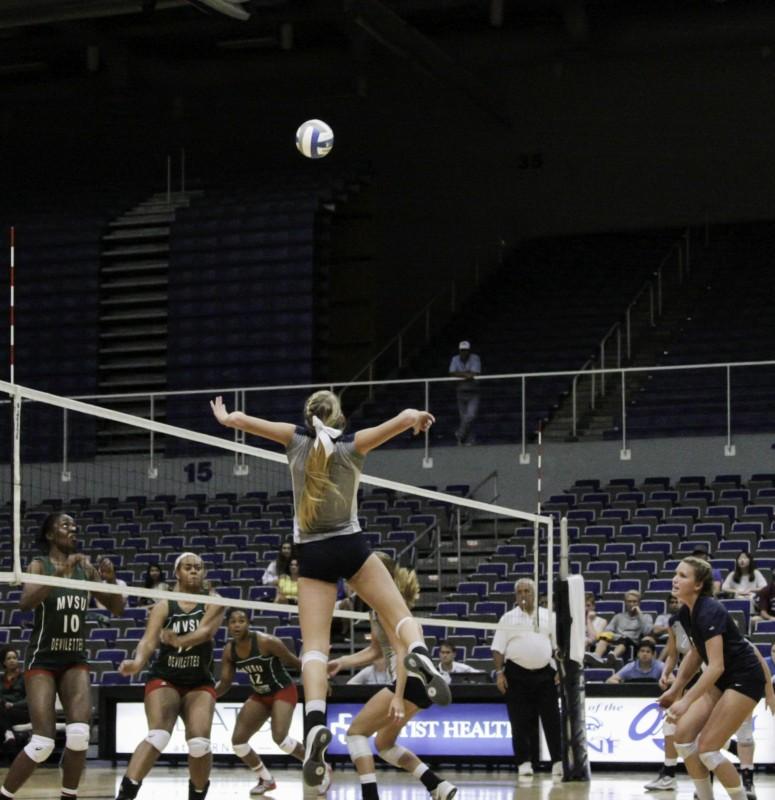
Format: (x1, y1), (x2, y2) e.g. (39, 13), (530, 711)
(492, 578), (563, 779)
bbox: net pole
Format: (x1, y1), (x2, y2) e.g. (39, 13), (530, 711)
(533, 423), (543, 630)
(12, 388), (22, 581)
(9, 226), (14, 384)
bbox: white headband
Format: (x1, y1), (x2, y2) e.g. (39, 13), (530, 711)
(174, 552), (201, 573)
(312, 414), (343, 458)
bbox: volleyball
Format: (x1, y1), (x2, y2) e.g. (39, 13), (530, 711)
(295, 119), (334, 159)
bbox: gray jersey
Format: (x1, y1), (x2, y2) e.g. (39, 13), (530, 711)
(370, 611), (397, 682)
(286, 426), (365, 544)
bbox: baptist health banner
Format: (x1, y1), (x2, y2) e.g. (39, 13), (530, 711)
(115, 697), (775, 763)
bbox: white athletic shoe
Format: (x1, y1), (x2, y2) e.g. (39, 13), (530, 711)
(317, 764), (333, 795)
(303, 725), (332, 788)
(551, 761), (564, 781)
(404, 652), (452, 706)
(249, 777), (277, 795)
(518, 762), (534, 780)
(431, 780), (458, 800)
(644, 771), (677, 791)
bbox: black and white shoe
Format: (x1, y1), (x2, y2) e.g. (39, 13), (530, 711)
(741, 768), (756, 800)
(431, 780), (457, 800)
(303, 725), (332, 788)
(404, 652), (452, 706)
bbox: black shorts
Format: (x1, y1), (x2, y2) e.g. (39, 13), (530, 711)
(297, 532), (372, 584)
(716, 663), (766, 703)
(390, 675), (432, 710)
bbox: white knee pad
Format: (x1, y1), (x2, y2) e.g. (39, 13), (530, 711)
(346, 734), (372, 761)
(301, 650), (328, 670)
(65, 722), (90, 752)
(232, 742), (252, 758)
(378, 744), (410, 768)
(278, 736), (299, 755)
(145, 729), (171, 753)
(187, 737), (212, 758)
(736, 717), (754, 747)
(395, 616), (413, 638)
(662, 720), (676, 737)
(24, 734), (55, 763)
(675, 740), (698, 760)
(698, 750), (725, 771)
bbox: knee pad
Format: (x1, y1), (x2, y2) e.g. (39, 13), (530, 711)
(736, 717), (754, 747)
(662, 720), (676, 737)
(278, 736), (299, 755)
(675, 740), (698, 760)
(346, 734), (372, 761)
(145, 729), (171, 753)
(24, 734), (55, 763)
(301, 650), (328, 670)
(698, 750), (725, 771)
(232, 742), (252, 758)
(65, 722), (90, 752)
(378, 744), (410, 768)
(187, 737), (211, 758)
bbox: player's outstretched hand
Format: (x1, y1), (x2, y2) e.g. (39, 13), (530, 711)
(411, 411), (435, 435)
(327, 658), (343, 677)
(118, 659), (141, 676)
(210, 396), (230, 425)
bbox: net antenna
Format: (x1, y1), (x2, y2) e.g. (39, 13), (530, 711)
(3, 379), (553, 639)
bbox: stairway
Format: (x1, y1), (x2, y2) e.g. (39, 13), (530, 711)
(96, 190), (199, 452)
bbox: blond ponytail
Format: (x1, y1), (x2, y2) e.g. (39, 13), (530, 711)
(297, 390), (346, 533)
(373, 551), (420, 608)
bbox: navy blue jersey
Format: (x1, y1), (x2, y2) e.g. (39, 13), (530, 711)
(678, 596), (760, 679)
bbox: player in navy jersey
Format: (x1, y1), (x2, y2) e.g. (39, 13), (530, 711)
(115, 553), (224, 800)
(659, 556), (775, 800)
(215, 608), (333, 796)
(0, 513), (125, 800)
(211, 391), (450, 789)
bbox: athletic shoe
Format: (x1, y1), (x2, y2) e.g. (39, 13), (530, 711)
(517, 762), (534, 780)
(741, 768), (756, 800)
(583, 652), (606, 667)
(644, 771), (677, 791)
(404, 652), (452, 706)
(303, 725), (332, 788)
(249, 778), (277, 795)
(317, 764), (333, 795)
(551, 761), (564, 781)
(431, 780), (457, 800)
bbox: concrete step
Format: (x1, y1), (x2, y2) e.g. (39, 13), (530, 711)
(100, 260), (168, 275)
(98, 357), (166, 370)
(100, 292), (167, 307)
(99, 342), (166, 355)
(110, 213), (175, 227)
(102, 243), (170, 258)
(99, 325), (167, 339)
(102, 276), (168, 290)
(100, 308), (167, 322)
(102, 227), (170, 242)
(98, 374), (166, 388)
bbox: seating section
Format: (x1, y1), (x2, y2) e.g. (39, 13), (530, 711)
(354, 231), (674, 445)
(2, 470), (773, 687)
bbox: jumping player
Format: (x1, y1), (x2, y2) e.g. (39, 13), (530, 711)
(659, 557), (775, 800)
(215, 608), (331, 795)
(328, 553), (457, 800)
(0, 513), (125, 800)
(115, 553), (224, 800)
(211, 392), (450, 788)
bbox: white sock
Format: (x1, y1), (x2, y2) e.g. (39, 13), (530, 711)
(408, 641), (426, 654)
(1, 788), (15, 799)
(413, 764), (428, 779)
(740, 763), (753, 770)
(692, 776), (714, 800)
(61, 791), (78, 798)
(306, 699), (326, 714)
(359, 773), (378, 784)
(727, 784), (747, 800)
(665, 758), (678, 767)
(252, 763), (272, 781)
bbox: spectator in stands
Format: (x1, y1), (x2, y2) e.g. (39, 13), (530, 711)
(275, 557), (300, 605)
(0, 647), (27, 750)
(137, 564), (169, 606)
(262, 538), (295, 587)
(760, 576), (775, 622)
(346, 655), (390, 685)
(652, 594), (681, 642)
(606, 639), (663, 684)
(585, 593), (607, 648)
(721, 550), (767, 600)
(585, 590), (653, 667)
(691, 548), (722, 595)
(448, 340), (481, 445)
(437, 640), (484, 684)
(492, 578), (562, 781)
(92, 557), (128, 615)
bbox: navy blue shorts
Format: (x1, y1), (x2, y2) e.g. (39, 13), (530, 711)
(389, 675), (432, 710)
(716, 663), (766, 703)
(297, 532), (372, 584)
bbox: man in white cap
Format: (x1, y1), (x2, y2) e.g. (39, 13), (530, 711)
(448, 340), (481, 445)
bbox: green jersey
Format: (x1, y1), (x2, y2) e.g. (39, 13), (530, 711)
(148, 600), (214, 687)
(230, 633), (292, 696)
(26, 556), (89, 669)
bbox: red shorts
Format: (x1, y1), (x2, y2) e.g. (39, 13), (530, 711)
(248, 683), (298, 709)
(145, 678), (217, 700)
(26, 663), (89, 681)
